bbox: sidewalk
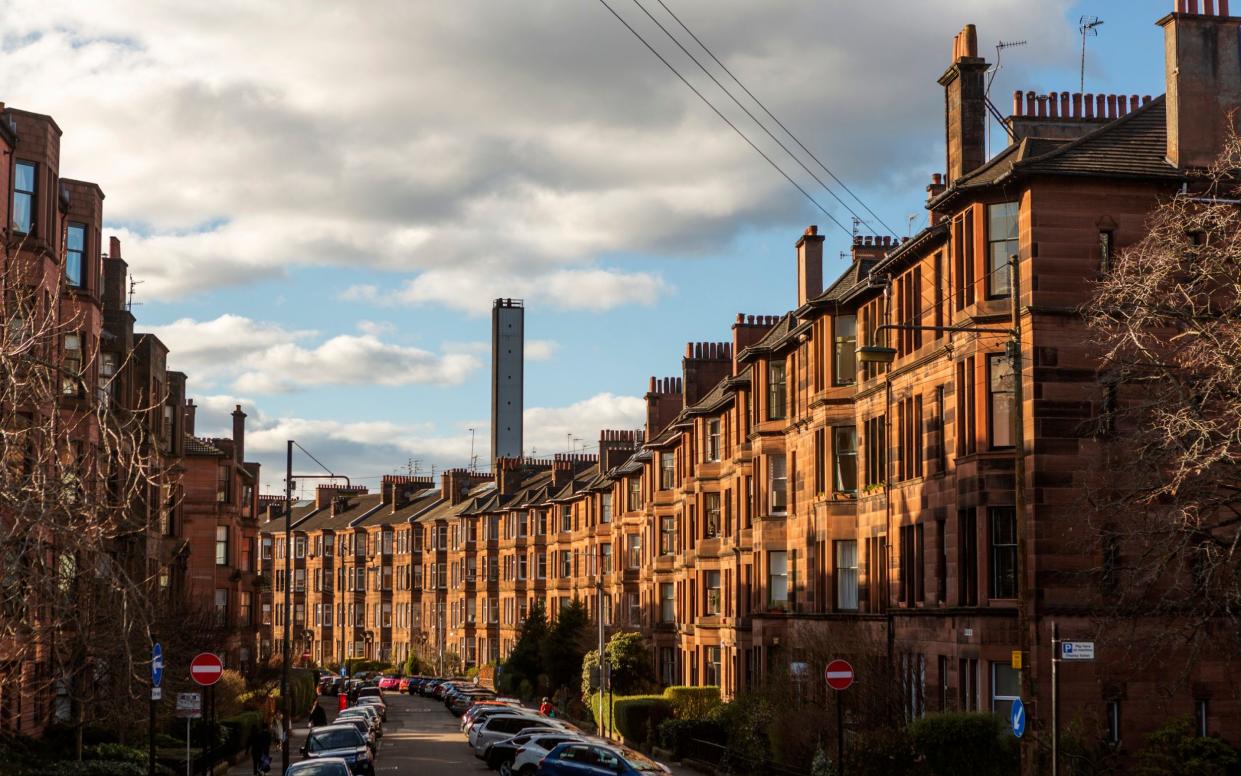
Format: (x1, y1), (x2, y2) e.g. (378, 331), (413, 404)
(226, 725), (309, 776)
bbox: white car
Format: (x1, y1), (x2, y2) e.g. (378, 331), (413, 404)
(508, 733), (593, 776)
(464, 705), (540, 734)
(469, 714), (560, 755)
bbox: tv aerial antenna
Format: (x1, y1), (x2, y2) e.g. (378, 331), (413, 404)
(1079, 16), (1104, 93)
(126, 277), (144, 311)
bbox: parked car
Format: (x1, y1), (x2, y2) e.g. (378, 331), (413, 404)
(470, 715), (560, 756)
(486, 732), (583, 776)
(398, 677), (412, 693)
(535, 742), (670, 776)
(357, 686), (384, 702)
(340, 703), (383, 735)
(506, 730), (588, 774)
(332, 716), (378, 752)
(463, 704), (538, 733)
(299, 724), (375, 776)
(377, 676), (400, 690)
(448, 690), (497, 716)
(356, 695), (387, 722)
(286, 757), (353, 776)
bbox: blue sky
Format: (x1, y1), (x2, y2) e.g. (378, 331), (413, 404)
(0, 0), (1170, 492)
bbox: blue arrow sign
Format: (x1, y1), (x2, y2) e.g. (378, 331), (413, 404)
(1010, 698), (1026, 738)
(340, 665), (348, 677)
(151, 643), (164, 688)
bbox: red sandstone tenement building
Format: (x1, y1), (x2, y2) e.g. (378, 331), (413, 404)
(259, 4), (1241, 748)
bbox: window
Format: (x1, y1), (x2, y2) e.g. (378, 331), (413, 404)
(990, 663), (1021, 720)
(864, 416), (886, 488)
(1195, 699), (1208, 737)
(294, 568), (305, 592)
(987, 201), (1018, 297)
(833, 315), (856, 385)
(1099, 230), (1115, 274)
(833, 426), (858, 494)
(661, 647), (677, 684)
(768, 551), (788, 607)
(627, 534), (641, 569)
(898, 396), (924, 481)
(988, 354), (1014, 449)
(261, 602), (272, 625)
(834, 540), (858, 610)
(705, 571), (721, 615)
(600, 543), (612, 576)
(1106, 701), (1121, 744)
(767, 360), (787, 420)
(600, 493), (612, 524)
(517, 513), (528, 538)
(953, 211), (975, 310)
(768, 455), (787, 514)
(66, 223), (85, 287)
(628, 477), (642, 511)
(956, 357), (977, 456)
(959, 509), (978, 605)
(660, 516), (676, 555)
(13, 161), (34, 234)
(517, 554), (527, 580)
(214, 589), (228, 626)
(813, 429), (826, 495)
(561, 505), (572, 532)
(704, 493), (720, 538)
(706, 419), (721, 462)
(706, 647), (721, 686)
(989, 507), (1018, 599)
(959, 658), (979, 711)
(660, 453), (676, 490)
(560, 551), (572, 578)
(537, 552), (547, 579)
(660, 583), (675, 623)
(238, 592), (252, 625)
(215, 525), (229, 566)
(294, 536), (306, 559)
(63, 334), (82, 395)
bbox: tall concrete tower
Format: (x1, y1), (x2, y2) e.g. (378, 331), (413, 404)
(491, 298), (524, 464)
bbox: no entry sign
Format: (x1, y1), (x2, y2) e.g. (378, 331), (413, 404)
(825, 659), (854, 691)
(189, 652), (224, 686)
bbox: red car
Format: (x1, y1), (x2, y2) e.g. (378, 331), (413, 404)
(398, 677), (411, 693)
(377, 676), (400, 691)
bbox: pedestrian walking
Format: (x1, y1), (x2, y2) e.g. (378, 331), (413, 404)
(309, 698), (328, 728)
(539, 696), (553, 716)
(250, 722), (272, 775)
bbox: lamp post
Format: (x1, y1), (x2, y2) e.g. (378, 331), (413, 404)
(596, 578), (605, 738)
(857, 255), (1032, 769)
(281, 441), (347, 776)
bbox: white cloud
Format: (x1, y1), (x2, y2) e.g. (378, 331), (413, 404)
(526, 340), (559, 361)
(356, 320), (395, 336)
(149, 315), (479, 394)
(0, 0), (1077, 304)
(441, 339), (559, 361)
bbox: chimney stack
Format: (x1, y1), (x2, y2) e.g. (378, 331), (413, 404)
(939, 24), (988, 182)
(795, 225), (824, 307)
(1160, 0), (1241, 168)
(645, 376), (684, 439)
(231, 404), (246, 463)
(184, 399), (197, 437)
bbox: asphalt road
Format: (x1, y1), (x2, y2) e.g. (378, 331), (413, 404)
(235, 690), (692, 776)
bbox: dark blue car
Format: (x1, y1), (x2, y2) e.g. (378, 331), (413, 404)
(536, 742), (669, 776)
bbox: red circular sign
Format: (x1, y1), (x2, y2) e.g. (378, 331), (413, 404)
(190, 652), (224, 686)
(825, 659), (854, 691)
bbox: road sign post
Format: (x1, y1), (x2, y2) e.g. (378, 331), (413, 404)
(189, 653), (222, 773)
(175, 692), (202, 776)
(825, 660), (855, 776)
(150, 643), (162, 776)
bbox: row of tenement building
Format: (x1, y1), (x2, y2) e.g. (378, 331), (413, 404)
(261, 3), (1241, 747)
(0, 105), (264, 734)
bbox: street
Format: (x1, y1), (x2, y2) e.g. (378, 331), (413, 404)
(232, 692), (694, 776)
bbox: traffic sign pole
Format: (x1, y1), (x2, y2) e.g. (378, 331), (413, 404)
(149, 642), (162, 776)
(825, 659), (855, 775)
(1051, 621), (1060, 776)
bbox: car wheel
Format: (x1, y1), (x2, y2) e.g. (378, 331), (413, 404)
(518, 766), (536, 776)
(498, 758), (515, 776)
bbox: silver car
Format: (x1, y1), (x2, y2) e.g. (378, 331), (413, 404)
(299, 725), (374, 776)
(285, 757), (353, 776)
(469, 714), (561, 756)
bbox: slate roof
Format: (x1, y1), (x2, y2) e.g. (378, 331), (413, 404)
(354, 486), (441, 527)
(185, 435), (226, 456)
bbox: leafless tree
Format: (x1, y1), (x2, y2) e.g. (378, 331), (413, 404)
(1083, 133), (1241, 664)
(0, 232), (183, 755)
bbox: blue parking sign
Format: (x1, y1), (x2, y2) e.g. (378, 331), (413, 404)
(1010, 698), (1026, 738)
(151, 643), (163, 688)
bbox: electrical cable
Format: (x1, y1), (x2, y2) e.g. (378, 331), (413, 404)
(594, 0), (852, 237)
(650, 0), (900, 238)
(631, 0), (891, 238)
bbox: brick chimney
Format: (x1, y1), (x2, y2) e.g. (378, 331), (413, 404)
(382, 474), (435, 512)
(731, 314), (780, 374)
(645, 376), (683, 439)
(184, 398), (196, 436)
(1160, 0), (1241, 169)
(441, 469), (473, 505)
(682, 342), (732, 406)
(851, 234), (892, 264)
(103, 238), (129, 312)
(796, 225), (824, 307)
(231, 404), (246, 463)
(598, 429), (639, 471)
(316, 484), (367, 510)
(939, 24), (988, 182)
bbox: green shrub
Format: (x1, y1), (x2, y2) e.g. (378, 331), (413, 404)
(662, 686), (721, 719)
(908, 711), (1017, 776)
(844, 727), (919, 776)
(612, 696), (672, 746)
(220, 710), (264, 756)
(1133, 717), (1241, 776)
(657, 718), (726, 758)
(83, 744), (145, 764)
(46, 762), (147, 776)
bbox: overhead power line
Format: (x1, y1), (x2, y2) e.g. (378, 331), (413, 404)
(594, 0), (852, 237)
(631, 0), (897, 239)
(648, 0), (900, 238)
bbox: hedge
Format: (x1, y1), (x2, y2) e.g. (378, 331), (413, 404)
(907, 712), (1017, 776)
(220, 711), (265, 757)
(662, 686), (720, 719)
(657, 718), (726, 758)
(612, 695), (673, 746)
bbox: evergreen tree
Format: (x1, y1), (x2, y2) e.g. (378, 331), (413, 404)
(542, 598), (591, 692)
(502, 600), (548, 695)
(604, 631), (656, 694)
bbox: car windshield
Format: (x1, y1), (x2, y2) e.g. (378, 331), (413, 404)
(307, 729), (363, 752)
(289, 763), (351, 776)
(618, 748), (665, 772)
(339, 719), (369, 734)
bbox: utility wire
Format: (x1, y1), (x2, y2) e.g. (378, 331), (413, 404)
(594, 0), (852, 237)
(630, 0), (890, 239)
(650, 0), (900, 238)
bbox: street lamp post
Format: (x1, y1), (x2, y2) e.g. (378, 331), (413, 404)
(596, 578), (605, 738)
(858, 255), (1032, 768)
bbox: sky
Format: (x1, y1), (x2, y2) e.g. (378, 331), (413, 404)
(0, 0), (1170, 494)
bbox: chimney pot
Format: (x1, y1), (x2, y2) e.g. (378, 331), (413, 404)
(1036, 94), (1047, 117)
(1130, 94), (1140, 111)
(805, 225), (817, 235)
(1072, 92), (1083, 118)
(1106, 94), (1117, 118)
(1047, 92), (1059, 118)
(1026, 91), (1037, 116)
(1206, 0), (1216, 13)
(932, 172), (943, 185)
(1143, 94), (1152, 104)
(1221, 0), (1229, 16)
(1013, 90), (1023, 116)
(735, 312), (744, 324)
(685, 343), (693, 358)
(1060, 91), (1071, 117)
